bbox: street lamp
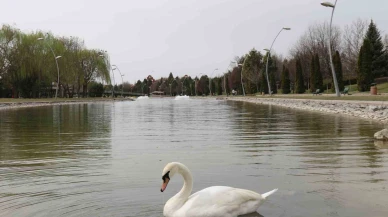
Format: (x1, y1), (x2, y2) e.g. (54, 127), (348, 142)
(264, 27), (291, 96)
(37, 37), (62, 99)
(321, 0), (340, 97)
(209, 68), (218, 96)
(112, 65), (124, 97)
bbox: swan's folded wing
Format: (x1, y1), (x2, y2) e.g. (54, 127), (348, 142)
(181, 186), (262, 217)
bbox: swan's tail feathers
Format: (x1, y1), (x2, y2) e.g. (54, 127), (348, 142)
(262, 188), (278, 199)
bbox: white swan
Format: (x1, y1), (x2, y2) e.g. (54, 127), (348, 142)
(160, 162), (278, 217)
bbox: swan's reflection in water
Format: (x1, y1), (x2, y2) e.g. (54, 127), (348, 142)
(239, 212), (264, 217)
(374, 140), (388, 149)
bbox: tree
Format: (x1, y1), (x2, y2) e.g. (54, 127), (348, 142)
(333, 50), (344, 91)
(80, 49), (109, 97)
(260, 70), (268, 94)
(281, 65), (291, 94)
(241, 49), (262, 93)
(342, 18), (368, 80)
(295, 59), (305, 93)
(0, 24), (111, 99)
(229, 67), (242, 94)
(216, 77), (223, 95)
(357, 38), (373, 91)
(88, 81), (104, 97)
(197, 75), (209, 95)
(314, 54), (324, 92)
(290, 21), (342, 86)
(365, 20), (387, 78)
(224, 74), (231, 95)
(310, 55), (316, 92)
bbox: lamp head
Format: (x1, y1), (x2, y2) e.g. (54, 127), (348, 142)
(321, 2), (335, 8)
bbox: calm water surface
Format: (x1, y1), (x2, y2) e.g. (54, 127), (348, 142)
(1, 98), (388, 217)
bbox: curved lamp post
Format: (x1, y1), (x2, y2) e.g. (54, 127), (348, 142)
(37, 37), (62, 99)
(209, 68), (218, 96)
(321, 1), (340, 97)
(232, 55), (250, 96)
(264, 27), (291, 95)
(238, 63), (245, 96)
(112, 65), (124, 97)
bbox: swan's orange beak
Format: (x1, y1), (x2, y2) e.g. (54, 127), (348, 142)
(161, 178), (170, 192)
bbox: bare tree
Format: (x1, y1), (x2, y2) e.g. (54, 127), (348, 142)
(290, 21), (342, 90)
(342, 18), (368, 80)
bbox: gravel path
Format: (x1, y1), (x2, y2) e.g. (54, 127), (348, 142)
(226, 97), (388, 124)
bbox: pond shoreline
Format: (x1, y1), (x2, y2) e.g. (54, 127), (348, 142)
(225, 97), (388, 124)
(0, 98), (135, 110)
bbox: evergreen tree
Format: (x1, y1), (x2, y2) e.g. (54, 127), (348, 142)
(270, 70), (277, 94)
(333, 51), (344, 91)
(167, 72), (174, 86)
(217, 78), (223, 95)
(281, 65), (291, 94)
(260, 71), (268, 94)
(357, 38), (374, 91)
(366, 20), (387, 77)
(295, 59), (305, 93)
(314, 54), (324, 92)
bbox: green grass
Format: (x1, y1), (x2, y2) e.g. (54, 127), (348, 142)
(376, 82), (388, 93)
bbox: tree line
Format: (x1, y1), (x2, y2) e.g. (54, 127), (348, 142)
(133, 19), (388, 96)
(1, 18), (387, 98)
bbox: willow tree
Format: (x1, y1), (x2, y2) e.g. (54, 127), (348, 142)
(80, 49), (110, 97)
(59, 36), (84, 97)
(0, 25), (20, 97)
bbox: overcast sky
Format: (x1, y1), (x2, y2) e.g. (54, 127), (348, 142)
(2, 0), (388, 83)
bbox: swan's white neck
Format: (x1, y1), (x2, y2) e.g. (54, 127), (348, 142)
(165, 163), (193, 214)
(174, 163), (193, 200)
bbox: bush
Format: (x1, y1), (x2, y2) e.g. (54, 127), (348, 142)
(88, 82), (104, 97)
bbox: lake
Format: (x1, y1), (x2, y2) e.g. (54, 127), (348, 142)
(1, 98), (387, 217)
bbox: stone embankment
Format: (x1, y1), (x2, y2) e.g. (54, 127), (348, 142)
(226, 97), (388, 124)
(0, 98), (135, 110)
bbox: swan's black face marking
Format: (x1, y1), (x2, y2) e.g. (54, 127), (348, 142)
(162, 171), (170, 183)
(161, 171), (171, 192)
